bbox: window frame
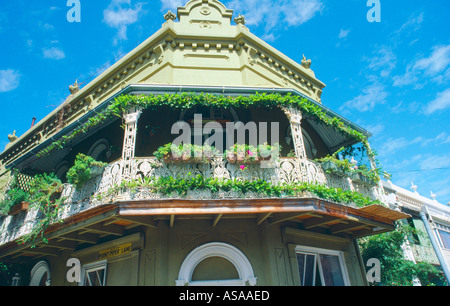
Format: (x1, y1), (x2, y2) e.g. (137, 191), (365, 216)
(437, 229), (450, 250)
(79, 260), (107, 287)
(295, 246), (350, 286)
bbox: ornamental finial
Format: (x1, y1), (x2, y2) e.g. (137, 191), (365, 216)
(301, 54), (312, 69)
(234, 15), (246, 25)
(164, 10), (176, 21)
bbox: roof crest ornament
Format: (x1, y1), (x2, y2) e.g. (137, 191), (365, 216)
(301, 54), (312, 69)
(164, 10), (177, 21)
(234, 14), (246, 25)
(69, 80), (80, 95)
(8, 131), (18, 143)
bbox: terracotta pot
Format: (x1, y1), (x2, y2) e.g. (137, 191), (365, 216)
(226, 152), (237, 164)
(8, 201), (30, 216)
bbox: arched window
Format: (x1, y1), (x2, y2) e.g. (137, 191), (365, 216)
(87, 139), (111, 162)
(29, 261), (51, 286)
(176, 242), (257, 286)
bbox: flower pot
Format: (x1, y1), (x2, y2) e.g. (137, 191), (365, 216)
(244, 156), (260, 164)
(8, 201), (30, 216)
(321, 161), (347, 177)
(226, 152), (237, 164)
(352, 172), (376, 187)
(237, 152), (245, 162)
(164, 154), (182, 164)
(259, 153), (272, 161)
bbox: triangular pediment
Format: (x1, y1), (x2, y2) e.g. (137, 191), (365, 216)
(0, 0), (327, 167)
(81, 0), (325, 107)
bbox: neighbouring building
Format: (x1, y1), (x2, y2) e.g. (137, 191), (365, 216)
(0, 0), (409, 286)
(383, 180), (450, 285)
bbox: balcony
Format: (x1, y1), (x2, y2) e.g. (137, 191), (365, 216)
(0, 155), (388, 246)
(59, 156), (384, 206)
(410, 243), (440, 265)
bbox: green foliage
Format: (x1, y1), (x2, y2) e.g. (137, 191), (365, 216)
(316, 150), (381, 185)
(359, 223), (446, 286)
(17, 173), (65, 246)
(101, 175), (382, 208)
(36, 92), (370, 158)
(224, 143), (282, 163)
(66, 153), (107, 189)
(154, 143), (218, 163)
(0, 188), (30, 215)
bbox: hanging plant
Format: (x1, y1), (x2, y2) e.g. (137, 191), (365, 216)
(154, 143), (218, 164)
(16, 173), (65, 246)
(36, 92), (371, 159)
(66, 154), (107, 189)
(0, 188), (30, 216)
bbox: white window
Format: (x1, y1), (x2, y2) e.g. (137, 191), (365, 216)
(29, 261), (51, 286)
(80, 260), (107, 286)
(438, 229), (450, 250)
(176, 242), (257, 286)
(295, 246), (350, 286)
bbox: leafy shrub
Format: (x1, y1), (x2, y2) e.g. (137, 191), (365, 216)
(66, 154), (107, 189)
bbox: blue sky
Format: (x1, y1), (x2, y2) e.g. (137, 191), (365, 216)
(0, 0), (449, 204)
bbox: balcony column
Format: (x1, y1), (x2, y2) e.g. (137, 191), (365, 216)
(282, 107), (307, 160)
(121, 107), (142, 181)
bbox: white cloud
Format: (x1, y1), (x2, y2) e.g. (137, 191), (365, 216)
(43, 47), (66, 60)
(341, 83), (388, 112)
(104, 0), (144, 45)
(393, 45), (450, 87)
(395, 11), (424, 35)
(392, 65), (417, 87)
(418, 153), (450, 172)
(379, 137), (410, 156)
(414, 45), (450, 75)
(0, 69), (21, 93)
(160, 0), (185, 10)
(338, 29), (350, 39)
(378, 132), (450, 157)
(365, 47), (396, 77)
(424, 88), (450, 115)
(225, 0), (323, 36)
(159, 0), (323, 40)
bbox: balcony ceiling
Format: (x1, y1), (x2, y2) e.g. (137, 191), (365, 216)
(305, 116), (359, 153)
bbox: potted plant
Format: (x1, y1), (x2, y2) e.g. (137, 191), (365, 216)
(67, 153), (107, 189)
(155, 143), (217, 164)
(351, 165), (378, 187)
(316, 156), (352, 177)
(224, 144), (259, 164)
(258, 143), (281, 162)
(1, 188), (31, 216)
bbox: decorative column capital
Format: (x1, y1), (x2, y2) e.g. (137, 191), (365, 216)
(123, 108), (142, 124)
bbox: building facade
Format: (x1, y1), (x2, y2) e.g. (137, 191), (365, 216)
(0, 0), (409, 286)
(383, 180), (450, 285)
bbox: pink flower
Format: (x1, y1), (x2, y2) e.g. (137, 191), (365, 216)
(247, 150), (253, 156)
(240, 165), (246, 170)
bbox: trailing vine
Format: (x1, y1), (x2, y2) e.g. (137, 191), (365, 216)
(36, 92), (370, 158)
(97, 175), (382, 209)
(16, 173), (65, 246)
